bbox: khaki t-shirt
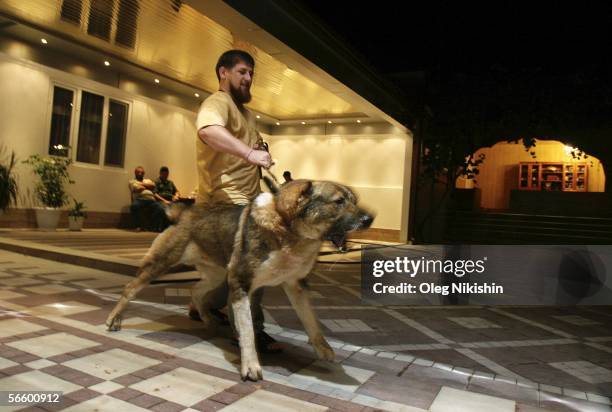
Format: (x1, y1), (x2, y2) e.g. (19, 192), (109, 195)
(195, 91), (261, 205)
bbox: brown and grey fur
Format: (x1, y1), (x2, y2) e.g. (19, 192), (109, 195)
(105, 179), (374, 381)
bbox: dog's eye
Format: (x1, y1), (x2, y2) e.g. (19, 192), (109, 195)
(334, 198), (345, 205)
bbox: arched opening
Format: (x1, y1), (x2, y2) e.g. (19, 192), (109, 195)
(457, 139), (606, 211)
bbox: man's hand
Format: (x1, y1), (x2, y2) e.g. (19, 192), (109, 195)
(246, 149), (274, 169)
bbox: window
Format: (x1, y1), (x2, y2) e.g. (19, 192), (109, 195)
(76, 91), (104, 164)
(48, 84), (129, 168)
(87, 0), (113, 41)
(60, 0), (83, 25)
(116, 0), (139, 49)
(48, 86), (74, 156)
(104, 100), (128, 167)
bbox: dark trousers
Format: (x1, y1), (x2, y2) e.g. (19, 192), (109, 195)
(130, 199), (168, 232)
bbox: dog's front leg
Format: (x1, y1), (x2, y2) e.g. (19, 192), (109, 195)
(229, 286), (262, 381)
(283, 279), (335, 361)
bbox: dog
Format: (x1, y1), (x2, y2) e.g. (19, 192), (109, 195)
(106, 179), (374, 381)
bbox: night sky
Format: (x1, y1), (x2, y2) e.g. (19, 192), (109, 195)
(299, 2), (612, 76)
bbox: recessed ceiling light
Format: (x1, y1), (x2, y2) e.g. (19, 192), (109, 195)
(41, 38), (48, 44)
(104, 60), (110, 66)
(194, 92), (200, 97)
(357, 119), (361, 123)
(256, 115), (261, 119)
(301, 121), (306, 125)
(154, 78), (160, 84)
(275, 122), (280, 126)
(328, 120), (332, 124)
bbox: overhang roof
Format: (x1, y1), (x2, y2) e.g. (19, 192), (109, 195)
(0, 0), (410, 131)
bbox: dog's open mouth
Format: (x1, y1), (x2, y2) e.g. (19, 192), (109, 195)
(327, 232), (348, 252)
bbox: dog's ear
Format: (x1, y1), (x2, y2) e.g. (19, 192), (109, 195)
(276, 180), (313, 224)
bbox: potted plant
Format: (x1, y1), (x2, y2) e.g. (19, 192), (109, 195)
(68, 198), (87, 231)
(0, 147), (18, 215)
(23, 150), (73, 230)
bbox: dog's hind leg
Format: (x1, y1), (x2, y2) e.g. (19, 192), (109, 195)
(283, 279), (334, 361)
(106, 226), (189, 331)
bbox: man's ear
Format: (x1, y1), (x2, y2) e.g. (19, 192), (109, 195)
(276, 180), (313, 224)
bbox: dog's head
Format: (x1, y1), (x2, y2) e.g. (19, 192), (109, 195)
(255, 179), (374, 248)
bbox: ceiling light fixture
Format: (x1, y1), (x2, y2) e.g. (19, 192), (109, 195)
(357, 120), (362, 123)
(194, 92), (200, 97)
(154, 78), (160, 84)
(41, 38), (48, 44)
(276, 122), (280, 126)
(256, 115), (261, 119)
(104, 60), (110, 66)
(328, 120), (332, 124)
(301, 121), (306, 125)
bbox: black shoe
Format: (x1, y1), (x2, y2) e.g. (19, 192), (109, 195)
(188, 305), (230, 326)
(231, 331), (284, 354)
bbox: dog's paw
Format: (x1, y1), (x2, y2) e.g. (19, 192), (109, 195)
(105, 315), (122, 331)
(240, 359), (263, 381)
(312, 337), (335, 361)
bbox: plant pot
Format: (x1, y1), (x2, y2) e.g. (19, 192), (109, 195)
(35, 208), (62, 231)
(68, 216), (84, 231)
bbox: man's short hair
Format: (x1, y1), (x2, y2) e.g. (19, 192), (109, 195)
(159, 166), (169, 173)
(215, 50), (255, 81)
(283, 171), (291, 177)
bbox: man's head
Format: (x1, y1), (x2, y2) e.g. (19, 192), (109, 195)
(134, 166), (145, 181)
(159, 166), (169, 181)
(216, 50), (255, 105)
(283, 171), (292, 182)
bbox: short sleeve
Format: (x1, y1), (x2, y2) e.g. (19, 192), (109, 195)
(196, 94), (229, 131)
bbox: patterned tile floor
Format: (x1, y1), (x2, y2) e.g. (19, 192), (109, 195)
(0, 230), (611, 411)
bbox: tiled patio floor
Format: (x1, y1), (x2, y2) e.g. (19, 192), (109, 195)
(0, 229), (611, 411)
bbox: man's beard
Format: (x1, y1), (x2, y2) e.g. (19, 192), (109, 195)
(229, 83), (251, 104)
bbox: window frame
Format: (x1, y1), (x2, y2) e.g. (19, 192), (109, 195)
(47, 82), (78, 157)
(48, 82), (131, 171)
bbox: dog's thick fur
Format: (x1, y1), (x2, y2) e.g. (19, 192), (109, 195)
(106, 179), (374, 381)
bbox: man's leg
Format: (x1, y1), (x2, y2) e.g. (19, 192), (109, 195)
(130, 200), (143, 230)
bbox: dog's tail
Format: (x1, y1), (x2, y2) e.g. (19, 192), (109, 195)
(165, 202), (190, 224)
(262, 175), (279, 194)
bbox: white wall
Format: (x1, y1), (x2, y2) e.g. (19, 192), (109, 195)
(265, 132), (412, 232)
(0, 51), (413, 238)
(0, 52), (199, 213)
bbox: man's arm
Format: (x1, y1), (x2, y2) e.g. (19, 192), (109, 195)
(141, 179), (156, 190)
(198, 126), (273, 168)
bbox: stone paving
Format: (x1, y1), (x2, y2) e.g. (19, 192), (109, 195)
(0, 229), (611, 411)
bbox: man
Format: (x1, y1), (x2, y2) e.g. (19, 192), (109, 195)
(129, 166), (167, 232)
(154, 166), (180, 205)
(191, 49), (282, 353)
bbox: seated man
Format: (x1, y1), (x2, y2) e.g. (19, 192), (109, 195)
(154, 166), (180, 205)
(129, 166), (167, 232)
